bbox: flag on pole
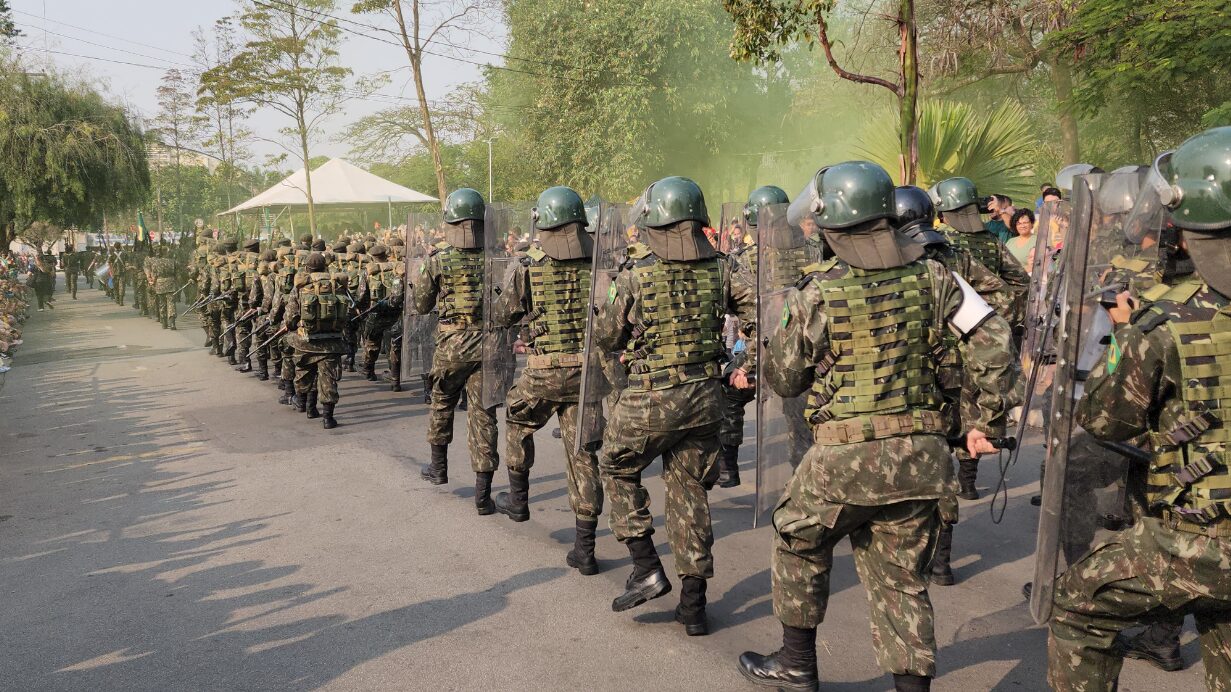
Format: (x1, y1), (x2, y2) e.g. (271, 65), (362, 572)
(136, 212), (151, 248)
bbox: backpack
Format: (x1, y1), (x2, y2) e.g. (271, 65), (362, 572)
(298, 272), (349, 335)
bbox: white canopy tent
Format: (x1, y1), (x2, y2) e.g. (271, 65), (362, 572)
(219, 158), (437, 235)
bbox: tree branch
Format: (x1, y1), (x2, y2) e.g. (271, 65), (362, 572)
(817, 14), (902, 96)
(930, 62), (1035, 96)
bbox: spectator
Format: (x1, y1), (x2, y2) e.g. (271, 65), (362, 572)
(986, 194), (1016, 243)
(1006, 208), (1037, 272)
(0, 254), (32, 375)
(1034, 183), (1054, 211)
(1041, 187), (1062, 204)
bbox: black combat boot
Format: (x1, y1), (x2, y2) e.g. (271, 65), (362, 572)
(293, 392), (307, 413)
(957, 459), (979, 500)
(306, 391), (320, 419)
(738, 625), (820, 692)
(612, 536), (671, 612)
(566, 518), (599, 575)
(168, 320), (176, 331)
(420, 444), (448, 485)
(930, 523), (955, 586)
(322, 403), (338, 430)
(364, 359), (378, 382)
(494, 470), (530, 522)
(391, 372), (402, 392)
(474, 471), (496, 515)
(717, 444), (741, 488)
(1115, 620), (1184, 672)
(346, 353), (356, 373)
(256, 357), (269, 381)
(893, 674), (932, 692)
(235, 358), (252, 373)
(675, 576), (709, 636)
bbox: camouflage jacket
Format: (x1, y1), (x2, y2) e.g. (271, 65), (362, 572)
(766, 258), (1015, 503)
(410, 244), (483, 363)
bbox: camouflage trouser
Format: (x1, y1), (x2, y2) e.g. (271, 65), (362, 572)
(65, 272), (77, 298)
(360, 312), (400, 369)
(293, 352), (342, 404)
(218, 303), (237, 356)
(234, 306), (252, 362)
(772, 486), (941, 677)
(1048, 517), (1231, 692)
(427, 358), (499, 473)
(719, 383), (756, 448)
(154, 293), (174, 325)
(279, 338), (296, 381)
(599, 405), (720, 579)
(114, 276), (126, 304)
(205, 302), (223, 349)
(505, 385), (602, 521)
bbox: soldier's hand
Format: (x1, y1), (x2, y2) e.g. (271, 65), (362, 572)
(1108, 290), (1137, 325)
(729, 367), (754, 390)
(965, 429), (999, 458)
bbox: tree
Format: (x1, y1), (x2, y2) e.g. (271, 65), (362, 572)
(352, 0), (491, 207)
(344, 100), (480, 168)
(18, 221), (62, 251)
(725, 0), (923, 183)
(194, 17), (254, 235)
(0, 1), (19, 45)
(200, 0), (352, 235)
(152, 69), (206, 234)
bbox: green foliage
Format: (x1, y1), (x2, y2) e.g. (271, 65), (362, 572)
(724, 0), (829, 63)
(0, 58), (150, 238)
(856, 99), (1038, 198)
(0, 1), (19, 44)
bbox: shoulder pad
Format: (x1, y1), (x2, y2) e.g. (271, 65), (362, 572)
(802, 257), (840, 275)
(626, 242), (651, 260)
(1110, 255), (1150, 273)
(1131, 305), (1173, 334)
(526, 246), (547, 262)
(433, 241), (450, 251)
(1138, 282), (1171, 304)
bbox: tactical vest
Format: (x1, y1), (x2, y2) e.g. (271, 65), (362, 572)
(805, 262), (947, 437)
(527, 255), (591, 355)
(209, 256), (229, 292)
(947, 228), (1001, 275)
(298, 272), (349, 336)
(758, 245), (811, 285)
(625, 256), (726, 390)
(366, 261), (402, 304)
(1140, 284), (1231, 522)
(234, 252), (258, 294)
(435, 246), (483, 323)
(927, 246), (967, 395)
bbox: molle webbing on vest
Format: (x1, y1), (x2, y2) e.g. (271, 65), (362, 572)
(1149, 303), (1231, 521)
(527, 258), (590, 357)
(437, 248), (483, 323)
(625, 257), (726, 390)
(806, 262), (946, 436)
(949, 230), (1001, 274)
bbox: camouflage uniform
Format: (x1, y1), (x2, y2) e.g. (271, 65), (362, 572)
(356, 249), (404, 381)
(411, 241), (499, 473)
(766, 257), (1014, 679)
(62, 250), (79, 299)
(1049, 281), (1231, 692)
(283, 265), (349, 426)
(231, 244), (261, 368)
(150, 253), (178, 328)
(594, 242), (757, 580)
(112, 247), (127, 305)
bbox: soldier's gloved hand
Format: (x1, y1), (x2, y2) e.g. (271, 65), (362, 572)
(728, 367), (754, 390)
(965, 429), (999, 458)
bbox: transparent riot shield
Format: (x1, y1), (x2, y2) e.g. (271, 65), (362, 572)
(480, 203), (534, 409)
(400, 211), (442, 399)
(575, 203), (631, 453)
(1031, 170), (1149, 624)
(753, 204), (814, 524)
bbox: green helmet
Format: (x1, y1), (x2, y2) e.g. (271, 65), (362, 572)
(533, 186), (588, 230)
(443, 188), (486, 223)
(933, 177), (980, 212)
(1158, 126), (1231, 231)
(803, 161), (895, 230)
(743, 185), (790, 227)
(638, 176), (709, 228)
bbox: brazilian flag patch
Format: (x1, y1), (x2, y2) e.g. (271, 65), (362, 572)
(781, 304), (791, 328)
(608, 283), (617, 304)
(1107, 333), (1122, 375)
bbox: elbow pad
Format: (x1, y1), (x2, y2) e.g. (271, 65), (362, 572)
(948, 272), (995, 336)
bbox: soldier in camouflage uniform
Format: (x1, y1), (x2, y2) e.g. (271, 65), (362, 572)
(717, 185), (793, 488)
(189, 238), (213, 348)
(1048, 127), (1231, 692)
(411, 188), (501, 516)
(247, 249), (278, 381)
(490, 186), (604, 574)
(737, 161), (1014, 692)
(61, 246), (79, 299)
(355, 245), (403, 382)
(894, 185), (1013, 587)
(595, 176), (757, 636)
(385, 236), (407, 391)
(342, 240), (367, 372)
(227, 238), (260, 371)
(283, 252), (347, 429)
(112, 242), (127, 306)
(213, 238), (241, 362)
(272, 241), (300, 404)
(149, 246), (179, 329)
(934, 177), (1030, 501)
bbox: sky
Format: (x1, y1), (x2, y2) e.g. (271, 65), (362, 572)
(9, 0), (497, 165)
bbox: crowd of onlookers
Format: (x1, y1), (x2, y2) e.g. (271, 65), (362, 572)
(0, 249), (34, 377)
(987, 183), (1064, 275)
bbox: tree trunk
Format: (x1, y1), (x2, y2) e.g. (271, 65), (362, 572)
(898, 0), (919, 184)
(298, 110), (316, 236)
(414, 60), (449, 209)
(1050, 55), (1081, 164)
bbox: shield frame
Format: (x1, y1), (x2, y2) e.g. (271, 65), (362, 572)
(400, 211), (443, 389)
(479, 202), (535, 410)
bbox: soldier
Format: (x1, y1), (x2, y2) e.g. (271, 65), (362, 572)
(82, 245), (95, 289)
(232, 238), (261, 372)
(737, 161), (1013, 692)
(593, 176), (756, 636)
(272, 242), (300, 404)
(189, 238), (214, 349)
(410, 188), (501, 516)
(210, 239), (239, 361)
(354, 244), (404, 382)
(131, 247), (149, 316)
(150, 247), (179, 329)
(111, 242), (127, 306)
(893, 185), (1013, 587)
(281, 252), (346, 429)
(718, 185), (792, 488)
(489, 186), (603, 573)
(247, 248), (279, 381)
(1047, 128), (1231, 690)
(62, 246), (79, 299)
(933, 177), (1030, 500)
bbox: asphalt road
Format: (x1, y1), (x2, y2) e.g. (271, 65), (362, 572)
(0, 281), (1205, 691)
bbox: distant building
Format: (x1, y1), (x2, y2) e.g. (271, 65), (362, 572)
(146, 142), (221, 174)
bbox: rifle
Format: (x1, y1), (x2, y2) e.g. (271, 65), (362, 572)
(170, 281), (193, 301)
(254, 325), (289, 352)
(349, 299), (389, 324)
(239, 316), (272, 346)
(219, 308), (260, 338)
